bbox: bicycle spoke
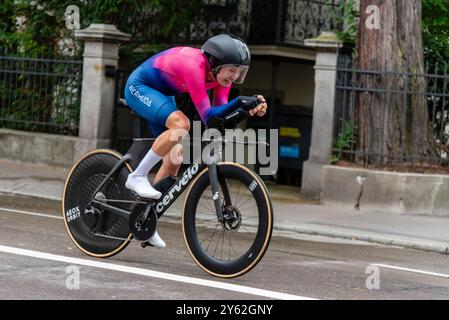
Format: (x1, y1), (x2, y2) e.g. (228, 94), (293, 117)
(239, 225), (256, 234)
(234, 181), (244, 206)
(221, 228), (225, 261)
(199, 223), (220, 241)
(198, 200), (215, 214)
(196, 222), (222, 236)
(230, 234), (239, 259)
(213, 228), (225, 258)
(228, 232), (240, 262)
(238, 202), (257, 211)
(196, 216), (220, 223)
(202, 224), (220, 253)
(208, 178), (257, 261)
(236, 195), (254, 211)
(202, 193), (217, 212)
(228, 231), (231, 262)
(212, 228), (222, 257)
(241, 217), (259, 224)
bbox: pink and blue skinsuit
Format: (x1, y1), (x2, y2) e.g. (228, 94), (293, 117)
(124, 46), (242, 137)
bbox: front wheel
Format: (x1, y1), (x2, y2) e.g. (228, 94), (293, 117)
(182, 162), (273, 278)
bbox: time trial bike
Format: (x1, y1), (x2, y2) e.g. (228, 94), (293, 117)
(62, 96), (273, 278)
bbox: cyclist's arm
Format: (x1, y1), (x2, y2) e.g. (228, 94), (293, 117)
(185, 67), (242, 123)
(213, 84), (231, 106)
(204, 97), (242, 120)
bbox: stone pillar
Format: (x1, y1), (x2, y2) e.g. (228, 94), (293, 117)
(74, 24), (130, 159)
(301, 32), (342, 200)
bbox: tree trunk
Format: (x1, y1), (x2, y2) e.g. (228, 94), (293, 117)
(357, 0), (435, 166)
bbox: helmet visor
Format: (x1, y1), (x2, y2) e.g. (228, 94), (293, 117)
(214, 64), (249, 84)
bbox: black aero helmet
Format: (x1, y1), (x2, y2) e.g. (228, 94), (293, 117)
(201, 33), (251, 84)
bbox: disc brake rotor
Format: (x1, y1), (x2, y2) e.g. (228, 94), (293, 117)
(223, 206), (242, 231)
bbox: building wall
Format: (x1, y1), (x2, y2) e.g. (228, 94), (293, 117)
(278, 62), (315, 107)
(239, 60), (315, 108)
(230, 58), (315, 178)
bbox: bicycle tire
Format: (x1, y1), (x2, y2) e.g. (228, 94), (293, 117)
(182, 162), (273, 278)
(62, 149), (134, 258)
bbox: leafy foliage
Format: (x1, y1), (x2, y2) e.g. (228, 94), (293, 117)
(422, 0), (449, 67)
(0, 0), (202, 62)
(331, 0), (359, 44)
(331, 121), (355, 164)
(0, 1), (202, 135)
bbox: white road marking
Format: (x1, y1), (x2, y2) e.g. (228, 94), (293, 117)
(0, 245), (315, 300)
(3, 206), (448, 284)
(0, 207), (62, 220)
(373, 264), (449, 279)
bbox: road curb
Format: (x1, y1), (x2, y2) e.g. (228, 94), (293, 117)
(274, 224), (449, 255)
(2, 189), (449, 255)
(0, 189), (62, 202)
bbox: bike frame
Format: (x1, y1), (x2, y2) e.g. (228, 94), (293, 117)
(89, 137), (231, 223)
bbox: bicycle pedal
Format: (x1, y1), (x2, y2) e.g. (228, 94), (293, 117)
(141, 241), (154, 248)
(131, 191), (155, 202)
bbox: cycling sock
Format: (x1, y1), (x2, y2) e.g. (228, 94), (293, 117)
(133, 149), (162, 176)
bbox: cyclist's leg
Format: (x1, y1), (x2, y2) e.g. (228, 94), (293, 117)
(125, 84), (188, 248)
(150, 96), (190, 158)
(154, 144), (184, 183)
(124, 83), (178, 199)
(144, 118), (184, 183)
(125, 84), (189, 173)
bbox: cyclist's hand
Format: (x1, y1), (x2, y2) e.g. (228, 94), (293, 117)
(249, 95), (268, 117)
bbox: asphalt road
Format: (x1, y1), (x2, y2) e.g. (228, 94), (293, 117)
(1, 193), (449, 300)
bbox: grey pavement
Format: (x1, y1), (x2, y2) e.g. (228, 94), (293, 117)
(1, 158), (449, 255)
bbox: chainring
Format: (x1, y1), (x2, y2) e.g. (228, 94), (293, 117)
(128, 203), (157, 241)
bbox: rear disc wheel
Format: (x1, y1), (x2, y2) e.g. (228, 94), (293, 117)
(62, 149), (134, 258)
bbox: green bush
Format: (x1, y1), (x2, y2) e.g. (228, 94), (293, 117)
(0, 0), (202, 135)
(0, 0), (202, 61)
(423, 0), (449, 67)
(331, 120), (355, 164)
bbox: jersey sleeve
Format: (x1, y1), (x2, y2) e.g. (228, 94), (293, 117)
(183, 65), (212, 123)
(213, 84), (231, 106)
(183, 63), (240, 124)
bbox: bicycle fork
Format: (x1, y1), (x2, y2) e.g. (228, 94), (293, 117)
(208, 163), (232, 222)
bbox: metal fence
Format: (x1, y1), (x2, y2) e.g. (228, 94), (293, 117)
(190, 0), (343, 46)
(282, 0), (343, 45)
(0, 53), (83, 136)
(125, 0), (343, 47)
(334, 52), (449, 169)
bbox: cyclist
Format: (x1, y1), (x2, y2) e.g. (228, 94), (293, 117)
(124, 33), (268, 248)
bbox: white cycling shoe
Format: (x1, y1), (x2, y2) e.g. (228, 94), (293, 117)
(148, 231), (166, 248)
(125, 173), (162, 199)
